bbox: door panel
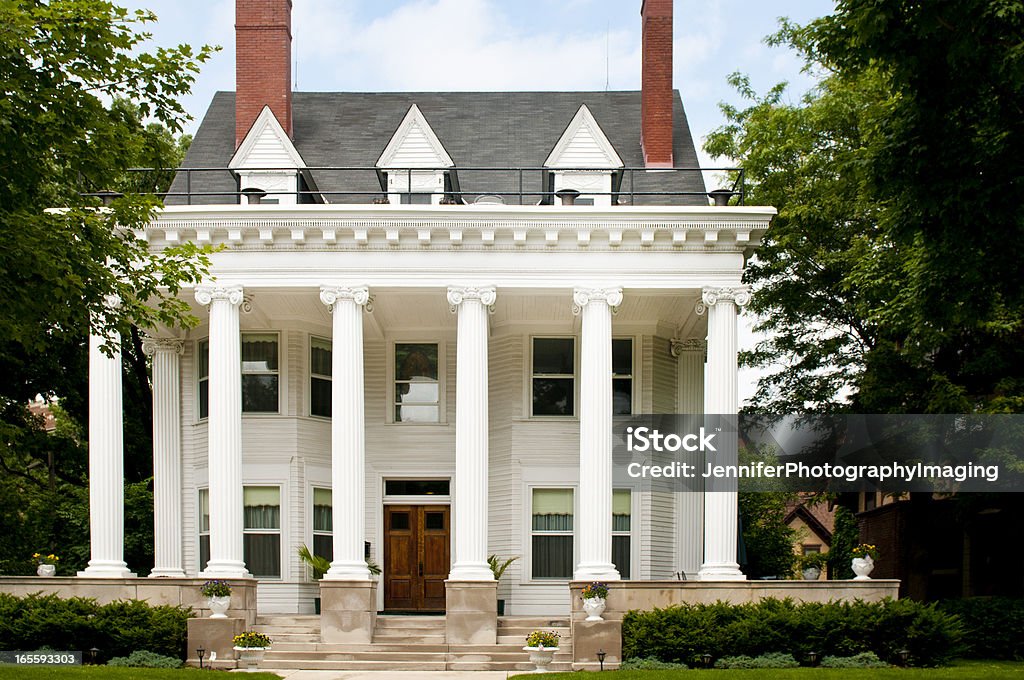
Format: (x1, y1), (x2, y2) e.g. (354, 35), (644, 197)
(384, 505), (450, 611)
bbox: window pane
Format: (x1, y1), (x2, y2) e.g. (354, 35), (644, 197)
(242, 334), (278, 371)
(199, 489), (210, 532)
(384, 480), (450, 496)
(198, 340), (209, 378)
(199, 535), (210, 572)
(313, 487), (332, 532)
(244, 487), (280, 529)
(242, 375), (279, 412)
(612, 338), (632, 376)
(244, 534), (281, 578)
(425, 512), (445, 530)
(533, 489), (573, 530)
(395, 344), (438, 380)
(396, 381), (439, 403)
(395, 404), (439, 422)
(390, 512), (410, 530)
(612, 535), (631, 579)
(311, 337), (332, 376)
(532, 536), (573, 579)
(311, 377), (331, 417)
(532, 378), (574, 416)
(533, 338), (574, 374)
(313, 534), (333, 563)
(613, 378), (632, 415)
(199, 379), (209, 419)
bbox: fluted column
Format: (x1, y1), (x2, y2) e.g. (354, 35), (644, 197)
(697, 286), (749, 581)
(671, 338), (706, 578)
(80, 299), (133, 577)
(320, 285), (371, 579)
(447, 286), (496, 581)
(196, 284), (248, 577)
(573, 287), (622, 581)
(144, 337), (186, 578)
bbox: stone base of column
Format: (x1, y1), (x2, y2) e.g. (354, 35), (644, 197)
(445, 580), (497, 645)
(187, 616), (244, 670)
(78, 561), (135, 578)
(698, 563), (746, 581)
(148, 568), (186, 578)
(572, 619), (622, 671)
(320, 580), (377, 644)
(198, 561), (250, 579)
(573, 563), (620, 582)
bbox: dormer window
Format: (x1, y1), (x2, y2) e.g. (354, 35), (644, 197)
(230, 105), (308, 205)
(544, 104), (623, 207)
(377, 104), (455, 205)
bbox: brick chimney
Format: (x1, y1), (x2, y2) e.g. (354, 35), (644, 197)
(640, 0), (673, 168)
(236, 0), (293, 147)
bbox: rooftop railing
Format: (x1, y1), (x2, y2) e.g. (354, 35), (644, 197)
(82, 166), (746, 207)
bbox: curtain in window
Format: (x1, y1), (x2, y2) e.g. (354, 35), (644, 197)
(242, 334), (278, 371)
(244, 534), (281, 578)
(532, 536), (573, 579)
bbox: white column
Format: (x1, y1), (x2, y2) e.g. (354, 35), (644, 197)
(195, 284), (249, 577)
(80, 301), (133, 577)
(573, 287), (622, 582)
(320, 285), (372, 579)
(447, 286), (497, 581)
(697, 286), (749, 581)
(671, 338), (706, 578)
(144, 337), (186, 578)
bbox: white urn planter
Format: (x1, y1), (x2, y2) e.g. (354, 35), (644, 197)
(233, 646), (269, 672)
(36, 564), (56, 577)
(851, 555), (874, 580)
(582, 596), (607, 621)
(801, 567), (821, 581)
(523, 646), (558, 673)
(208, 595), (231, 618)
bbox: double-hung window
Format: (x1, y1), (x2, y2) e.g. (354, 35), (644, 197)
(198, 488), (210, 571)
(197, 333), (279, 417)
(310, 337), (332, 417)
(312, 487), (333, 564)
(531, 488), (574, 579)
(244, 486), (281, 578)
(531, 338), (575, 416)
(612, 338), (633, 415)
(394, 343), (439, 422)
(197, 340), (210, 419)
(612, 489), (632, 579)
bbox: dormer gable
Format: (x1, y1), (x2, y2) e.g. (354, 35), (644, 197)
(229, 106), (306, 205)
(545, 105), (623, 207)
(377, 104), (454, 204)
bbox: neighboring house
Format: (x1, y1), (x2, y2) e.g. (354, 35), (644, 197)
(785, 496), (834, 579)
(77, 0), (776, 617)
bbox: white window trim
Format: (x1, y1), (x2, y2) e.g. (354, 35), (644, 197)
(243, 483), (283, 581)
(309, 335), (332, 420)
(385, 339), (447, 424)
(241, 330), (282, 416)
(524, 485), (577, 584)
(527, 335), (579, 419)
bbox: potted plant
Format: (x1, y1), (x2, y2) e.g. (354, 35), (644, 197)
(851, 544), (878, 580)
(232, 631), (272, 672)
(488, 554), (518, 616)
(33, 552), (59, 577)
(299, 546), (383, 614)
(580, 581), (609, 621)
(200, 579), (232, 618)
(524, 630), (560, 673)
(797, 552), (827, 580)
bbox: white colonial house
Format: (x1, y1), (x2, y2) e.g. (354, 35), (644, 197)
(77, 0), (782, 629)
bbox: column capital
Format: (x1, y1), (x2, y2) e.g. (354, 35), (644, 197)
(447, 285), (496, 312)
(698, 286), (751, 313)
(141, 336), (184, 357)
(320, 285), (370, 308)
(670, 337), (707, 358)
(195, 284), (244, 307)
(572, 286), (623, 315)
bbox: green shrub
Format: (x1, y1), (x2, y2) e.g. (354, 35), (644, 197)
(621, 597), (962, 667)
(714, 652), (800, 669)
(0, 593), (191, 661)
(820, 651), (889, 668)
(619, 657), (691, 670)
(107, 650), (183, 668)
(938, 598), (1024, 660)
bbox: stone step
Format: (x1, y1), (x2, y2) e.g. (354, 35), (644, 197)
(255, 615), (320, 626)
(267, 642), (450, 653)
(375, 615), (446, 627)
(447, 661), (573, 672)
(259, 633), (321, 643)
(260, 660), (449, 671)
(498, 616), (570, 627)
(257, 626), (320, 635)
(264, 650), (449, 662)
(372, 634), (448, 645)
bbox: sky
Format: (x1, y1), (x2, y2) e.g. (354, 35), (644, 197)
(121, 0), (836, 402)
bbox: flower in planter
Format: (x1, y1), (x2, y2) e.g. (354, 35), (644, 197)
(200, 579), (232, 598)
(33, 552), (59, 566)
(581, 581), (608, 600)
(525, 630), (560, 649)
(233, 631), (272, 649)
(851, 544), (879, 560)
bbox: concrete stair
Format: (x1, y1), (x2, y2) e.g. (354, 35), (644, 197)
(253, 614), (573, 671)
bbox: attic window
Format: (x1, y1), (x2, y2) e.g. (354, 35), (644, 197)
(376, 104), (455, 206)
(544, 104), (623, 207)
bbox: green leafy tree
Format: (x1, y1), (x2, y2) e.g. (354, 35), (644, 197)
(739, 492), (798, 579)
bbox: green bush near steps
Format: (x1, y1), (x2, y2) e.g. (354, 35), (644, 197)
(621, 598), (963, 667)
(107, 650), (183, 668)
(938, 598), (1024, 660)
(0, 593), (190, 661)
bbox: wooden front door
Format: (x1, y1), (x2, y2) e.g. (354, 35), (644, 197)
(384, 505), (450, 611)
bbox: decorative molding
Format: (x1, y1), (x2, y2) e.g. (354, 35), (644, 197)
(700, 286), (751, 309)
(194, 284), (244, 307)
(241, 294), (255, 314)
(670, 338), (706, 358)
(229, 105), (306, 170)
(319, 285), (371, 312)
(545, 104), (624, 168)
(141, 336), (185, 356)
(447, 286), (497, 313)
(377, 104), (455, 169)
(572, 286), (623, 315)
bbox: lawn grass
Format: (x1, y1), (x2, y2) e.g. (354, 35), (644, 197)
(0, 668), (279, 679)
(542, 660), (1024, 679)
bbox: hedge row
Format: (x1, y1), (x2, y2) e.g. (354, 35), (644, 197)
(0, 593), (191, 661)
(938, 597), (1024, 660)
(622, 598), (962, 667)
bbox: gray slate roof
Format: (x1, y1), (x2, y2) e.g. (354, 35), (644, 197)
(169, 90), (707, 206)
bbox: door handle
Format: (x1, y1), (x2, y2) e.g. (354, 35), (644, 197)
(419, 562), (424, 577)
